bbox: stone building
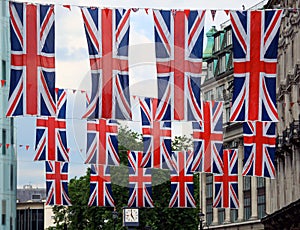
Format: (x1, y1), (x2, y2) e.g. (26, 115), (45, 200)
(261, 0), (300, 229)
(199, 2), (273, 229)
(0, 0), (17, 229)
(16, 185), (55, 230)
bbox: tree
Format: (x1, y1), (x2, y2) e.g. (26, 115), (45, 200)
(49, 126), (200, 230)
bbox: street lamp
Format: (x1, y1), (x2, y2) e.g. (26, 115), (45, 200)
(198, 212), (205, 230)
(112, 209), (118, 230)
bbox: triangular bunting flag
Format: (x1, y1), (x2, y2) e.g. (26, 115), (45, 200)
(63, 5), (71, 10)
(1, 80), (5, 87)
(6, 144), (10, 149)
(211, 10), (216, 21)
(224, 10), (230, 15)
(184, 10), (190, 18)
(26, 145), (30, 150)
(145, 8), (149, 14)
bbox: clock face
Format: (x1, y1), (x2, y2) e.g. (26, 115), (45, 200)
(124, 208), (139, 223)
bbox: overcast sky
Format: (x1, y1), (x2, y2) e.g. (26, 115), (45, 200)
(16, 0), (266, 188)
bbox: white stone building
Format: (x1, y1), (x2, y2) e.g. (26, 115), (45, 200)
(261, 0), (300, 229)
(0, 0), (17, 229)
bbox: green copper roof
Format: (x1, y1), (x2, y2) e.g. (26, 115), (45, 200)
(203, 26), (218, 59)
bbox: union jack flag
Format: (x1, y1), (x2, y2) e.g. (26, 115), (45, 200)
(34, 89), (68, 162)
(213, 149), (239, 209)
(153, 10), (206, 121)
(7, 2), (56, 116)
(191, 101), (223, 173)
(230, 10), (283, 122)
(45, 161), (71, 205)
(88, 164), (115, 207)
(169, 151), (196, 208)
(139, 97), (172, 169)
(81, 7), (132, 120)
(128, 151), (154, 208)
(242, 121), (276, 178)
(86, 119), (119, 166)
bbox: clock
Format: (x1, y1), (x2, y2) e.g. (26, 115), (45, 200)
(123, 207), (139, 227)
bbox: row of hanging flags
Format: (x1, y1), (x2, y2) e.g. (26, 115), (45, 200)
(7, 1), (283, 208)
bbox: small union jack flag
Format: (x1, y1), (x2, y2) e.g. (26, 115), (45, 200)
(213, 149), (239, 209)
(139, 97), (172, 169)
(7, 2), (56, 116)
(88, 164), (115, 207)
(34, 89), (68, 162)
(169, 151), (196, 208)
(242, 121), (276, 178)
(45, 161), (71, 205)
(81, 7), (132, 120)
(128, 151), (154, 208)
(230, 10), (283, 122)
(191, 101), (223, 173)
(153, 10), (206, 121)
(86, 119), (119, 166)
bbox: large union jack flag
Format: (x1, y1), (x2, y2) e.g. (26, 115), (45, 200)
(34, 89), (68, 162)
(86, 119), (119, 166)
(7, 2), (56, 117)
(230, 10), (283, 122)
(88, 164), (115, 207)
(81, 7), (132, 120)
(139, 97), (173, 169)
(45, 161), (71, 205)
(191, 101), (223, 173)
(153, 10), (206, 121)
(213, 149), (239, 209)
(242, 121), (276, 178)
(128, 151), (154, 208)
(169, 151), (196, 208)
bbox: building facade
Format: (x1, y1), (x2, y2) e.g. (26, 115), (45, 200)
(0, 0), (17, 229)
(261, 0), (300, 229)
(199, 3), (272, 229)
(16, 185), (55, 230)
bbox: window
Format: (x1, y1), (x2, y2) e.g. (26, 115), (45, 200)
(206, 174), (213, 198)
(1, 60), (6, 81)
(216, 85), (225, 100)
(206, 203), (213, 226)
(257, 194), (266, 218)
(214, 36), (220, 52)
(218, 55), (226, 73)
(10, 119), (14, 145)
(10, 165), (13, 191)
(257, 177), (265, 188)
(206, 174), (213, 226)
(204, 90), (214, 101)
(226, 29), (232, 46)
(244, 197), (251, 220)
(257, 177), (266, 219)
(243, 176), (251, 190)
(2, 200), (6, 225)
(243, 177), (251, 220)
(2, 129), (6, 155)
(226, 107), (231, 123)
(230, 209), (238, 222)
(218, 208), (225, 224)
(32, 194), (41, 200)
(207, 62), (214, 80)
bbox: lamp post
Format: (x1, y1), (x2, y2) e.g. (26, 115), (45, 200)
(199, 212), (205, 230)
(112, 209), (118, 230)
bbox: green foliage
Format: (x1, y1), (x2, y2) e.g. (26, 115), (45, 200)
(50, 126), (200, 230)
(172, 135), (193, 151)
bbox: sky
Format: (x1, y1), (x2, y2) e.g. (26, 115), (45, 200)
(15, 0), (267, 188)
